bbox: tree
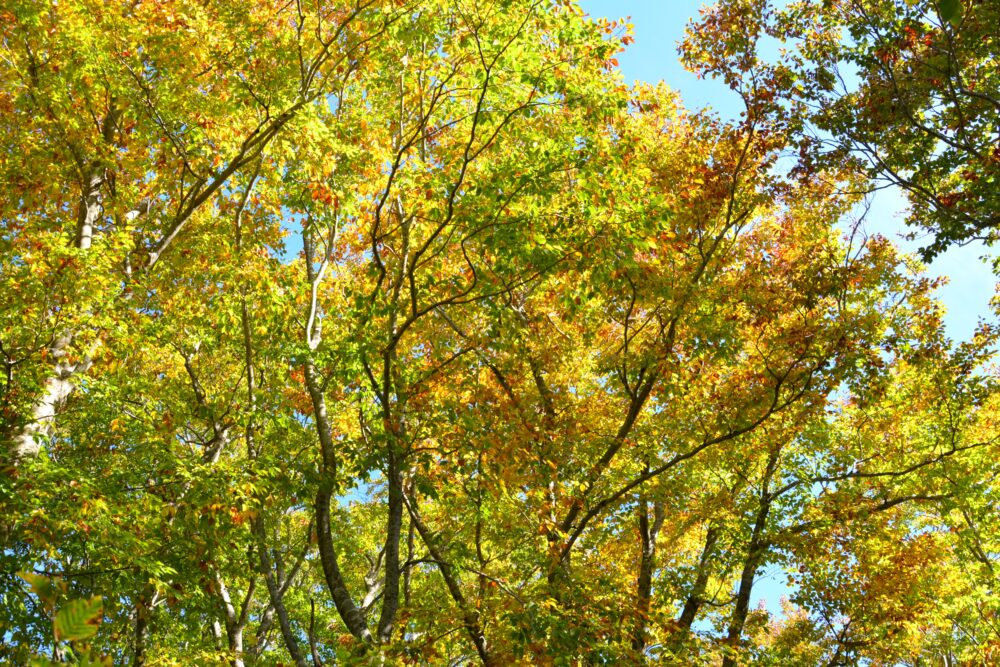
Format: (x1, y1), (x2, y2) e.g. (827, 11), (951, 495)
(2, 1), (998, 665)
(0, 0), (397, 463)
(681, 0), (1000, 259)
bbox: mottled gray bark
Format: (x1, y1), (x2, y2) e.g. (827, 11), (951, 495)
(213, 570), (248, 667)
(6, 103), (118, 462)
(132, 586), (158, 667)
(377, 449), (404, 642)
(304, 358), (373, 645)
(314, 481), (374, 644)
(8, 334), (86, 460)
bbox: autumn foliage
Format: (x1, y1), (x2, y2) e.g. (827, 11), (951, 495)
(1, 1), (998, 665)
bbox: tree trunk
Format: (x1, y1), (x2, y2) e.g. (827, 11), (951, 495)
(377, 449), (404, 642)
(675, 525), (719, 632)
(631, 496), (665, 654)
(720, 450), (779, 667)
(213, 570), (247, 667)
(253, 516), (309, 667)
(407, 494), (497, 666)
(8, 336), (83, 460)
(132, 585), (157, 667)
(303, 358), (372, 644)
(7, 104), (118, 463)
(314, 482), (373, 644)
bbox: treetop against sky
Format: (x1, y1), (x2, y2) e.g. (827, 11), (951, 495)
(580, 0), (995, 342)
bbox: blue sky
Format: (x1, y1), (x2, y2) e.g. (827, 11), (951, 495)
(578, 0), (996, 617)
(578, 0), (996, 344)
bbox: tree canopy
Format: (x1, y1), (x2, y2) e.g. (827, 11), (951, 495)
(1, 0), (998, 665)
(682, 0), (999, 259)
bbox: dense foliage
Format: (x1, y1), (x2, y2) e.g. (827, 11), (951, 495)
(1, 0), (997, 665)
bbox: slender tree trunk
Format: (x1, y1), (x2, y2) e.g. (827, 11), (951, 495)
(314, 481), (373, 643)
(631, 496), (665, 654)
(404, 518), (414, 608)
(675, 525), (719, 631)
(132, 585), (157, 667)
(406, 494), (497, 666)
(75, 163), (105, 251)
(721, 451), (779, 667)
(211, 619), (225, 651)
(8, 335), (84, 460)
(7, 104), (118, 463)
(250, 604), (276, 660)
(213, 570), (247, 667)
(722, 529), (766, 667)
(253, 516), (309, 667)
(303, 358), (372, 644)
(377, 449), (404, 642)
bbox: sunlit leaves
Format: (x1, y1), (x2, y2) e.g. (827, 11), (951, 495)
(2, 0), (998, 665)
(53, 597), (102, 642)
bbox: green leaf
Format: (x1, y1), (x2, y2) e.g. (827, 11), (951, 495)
(20, 571), (64, 610)
(74, 650), (113, 667)
(53, 597), (103, 642)
(938, 0), (962, 24)
(21, 571), (55, 602)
